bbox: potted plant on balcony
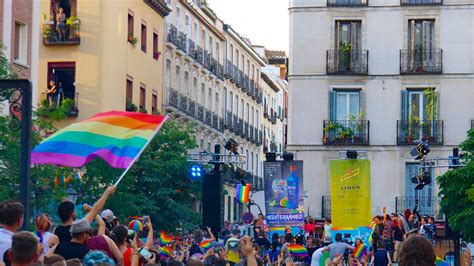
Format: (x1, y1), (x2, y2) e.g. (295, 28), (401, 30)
(126, 99), (137, 112)
(128, 35), (138, 48)
(339, 42), (352, 72)
(66, 16), (80, 41)
(324, 121), (343, 144)
(337, 126), (354, 144)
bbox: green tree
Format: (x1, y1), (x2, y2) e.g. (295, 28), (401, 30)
(437, 128), (474, 242)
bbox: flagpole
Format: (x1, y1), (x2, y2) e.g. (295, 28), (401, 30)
(114, 115), (169, 187)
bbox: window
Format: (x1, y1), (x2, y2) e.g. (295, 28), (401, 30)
(251, 107), (254, 126)
(223, 88), (228, 113)
(194, 22), (198, 44)
(13, 21), (27, 65)
(193, 77), (198, 99)
(185, 15), (190, 36)
(200, 139), (204, 149)
(202, 30), (206, 49)
(140, 86), (146, 110)
(328, 90), (360, 121)
(184, 72), (189, 95)
(201, 83), (205, 106)
(251, 152), (254, 173)
(246, 149), (249, 170)
(152, 93), (157, 114)
(128, 13), (134, 40)
(48, 62), (76, 107)
(175, 66), (180, 92)
(208, 88), (212, 109)
(230, 44), (234, 63)
(153, 32), (159, 59)
(241, 55), (245, 73)
(215, 92), (219, 115)
(401, 89), (438, 122)
(216, 42), (220, 63)
(405, 163), (434, 215)
(252, 65), (255, 80)
(176, 7), (181, 31)
(256, 110), (259, 126)
(335, 21), (361, 51)
(207, 142), (211, 152)
(408, 19), (434, 51)
(165, 60), (171, 88)
(241, 99), (244, 119)
(141, 23), (147, 52)
(247, 60), (250, 76)
(236, 95), (239, 116)
(246, 103), (250, 122)
(236, 50), (240, 68)
(230, 92), (234, 114)
(209, 36), (213, 55)
(126, 78), (133, 103)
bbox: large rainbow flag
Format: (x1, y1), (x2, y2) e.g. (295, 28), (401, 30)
(31, 111), (167, 168)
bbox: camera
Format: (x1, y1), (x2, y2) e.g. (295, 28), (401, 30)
(343, 233), (353, 245)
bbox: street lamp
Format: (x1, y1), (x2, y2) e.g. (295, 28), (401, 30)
(66, 185), (80, 204)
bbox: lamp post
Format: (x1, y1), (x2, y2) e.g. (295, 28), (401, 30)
(66, 185), (80, 204)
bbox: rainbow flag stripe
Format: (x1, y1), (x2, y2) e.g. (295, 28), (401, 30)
(159, 246), (171, 258)
(199, 240), (216, 249)
(31, 111), (167, 168)
(435, 257), (450, 266)
(160, 230), (173, 246)
(287, 244), (308, 258)
(236, 184), (251, 203)
(354, 243), (367, 259)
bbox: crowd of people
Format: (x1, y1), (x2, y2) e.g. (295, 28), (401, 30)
(0, 187), (471, 266)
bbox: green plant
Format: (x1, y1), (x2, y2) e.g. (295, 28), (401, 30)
(339, 42), (352, 68)
(139, 106), (148, 114)
(37, 98), (75, 121)
(338, 126), (354, 139)
(126, 99), (138, 112)
(43, 27), (53, 39)
(66, 16), (79, 26)
(128, 35), (138, 48)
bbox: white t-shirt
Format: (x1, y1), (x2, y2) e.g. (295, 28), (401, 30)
(324, 224), (333, 243)
(311, 247), (326, 266)
(0, 228), (14, 262)
(40, 231), (53, 256)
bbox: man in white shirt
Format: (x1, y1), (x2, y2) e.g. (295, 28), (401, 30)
(310, 247), (327, 266)
(0, 201), (24, 262)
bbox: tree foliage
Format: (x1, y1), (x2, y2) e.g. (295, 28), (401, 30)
(437, 128), (474, 242)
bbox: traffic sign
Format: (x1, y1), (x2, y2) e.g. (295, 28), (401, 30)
(242, 212), (254, 224)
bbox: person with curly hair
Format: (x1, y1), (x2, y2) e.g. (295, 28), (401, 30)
(398, 234), (435, 266)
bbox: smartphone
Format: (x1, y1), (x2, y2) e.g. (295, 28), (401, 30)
(143, 215), (150, 225)
(139, 247), (152, 260)
(128, 229), (135, 236)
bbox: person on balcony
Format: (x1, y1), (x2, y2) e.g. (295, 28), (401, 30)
(56, 8), (66, 42)
(56, 82), (64, 106)
(46, 80), (57, 107)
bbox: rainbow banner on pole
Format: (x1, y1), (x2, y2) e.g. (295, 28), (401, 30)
(236, 184), (251, 203)
(31, 111), (167, 169)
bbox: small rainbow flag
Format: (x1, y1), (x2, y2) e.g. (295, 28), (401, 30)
(435, 257), (450, 266)
(199, 240), (216, 250)
(31, 111), (167, 168)
(353, 243), (367, 259)
(236, 184), (251, 203)
(159, 246), (171, 258)
(287, 244), (308, 258)
(160, 230), (173, 246)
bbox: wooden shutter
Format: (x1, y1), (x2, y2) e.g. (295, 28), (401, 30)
(329, 91), (337, 121)
(351, 21), (361, 51)
(359, 89), (366, 119)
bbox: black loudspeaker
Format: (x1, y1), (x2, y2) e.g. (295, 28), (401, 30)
(202, 170), (222, 235)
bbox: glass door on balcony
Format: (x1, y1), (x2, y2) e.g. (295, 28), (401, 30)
(408, 20), (435, 69)
(335, 91), (360, 120)
(47, 62), (76, 107)
(405, 163), (434, 215)
(335, 21), (361, 71)
(402, 89), (438, 142)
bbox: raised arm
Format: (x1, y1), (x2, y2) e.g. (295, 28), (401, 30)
(144, 218), (154, 250)
(84, 186), (116, 223)
(104, 234), (124, 263)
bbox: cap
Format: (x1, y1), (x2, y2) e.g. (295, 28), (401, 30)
(70, 219), (92, 234)
(83, 250), (116, 266)
(100, 209), (116, 223)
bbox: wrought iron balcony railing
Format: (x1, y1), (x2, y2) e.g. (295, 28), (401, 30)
(327, 50), (369, 75)
(167, 24), (178, 46)
(323, 120), (370, 145)
(327, 0), (368, 6)
(217, 63), (224, 80)
(205, 109), (212, 126)
(254, 128), (259, 143)
(396, 196), (443, 220)
(177, 31), (187, 51)
(249, 125), (254, 141)
(225, 60), (234, 79)
(188, 100), (196, 117)
(225, 111), (233, 129)
(167, 88), (179, 108)
(188, 39), (197, 59)
(43, 19), (81, 45)
(212, 113), (219, 130)
(238, 118), (244, 135)
(40, 91), (79, 117)
(219, 117), (225, 132)
(197, 104), (204, 121)
(179, 94), (188, 113)
(233, 65), (239, 84)
(397, 120), (443, 145)
(232, 115), (239, 132)
(401, 0), (442, 5)
(400, 49), (442, 74)
(244, 122), (249, 138)
(196, 46), (204, 64)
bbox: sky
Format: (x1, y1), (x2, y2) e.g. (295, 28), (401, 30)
(207, 0), (289, 53)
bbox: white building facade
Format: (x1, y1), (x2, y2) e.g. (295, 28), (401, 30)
(288, 0), (474, 219)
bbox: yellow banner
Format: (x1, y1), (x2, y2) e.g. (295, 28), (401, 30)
(330, 159), (371, 229)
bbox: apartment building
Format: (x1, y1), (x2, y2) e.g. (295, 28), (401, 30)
(163, 0), (269, 223)
(1, 0), (40, 97)
(38, 0), (169, 121)
(288, 0), (474, 219)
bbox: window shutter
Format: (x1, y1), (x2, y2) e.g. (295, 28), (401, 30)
(359, 89), (366, 119)
(433, 90), (439, 121)
(329, 91), (337, 121)
(351, 22), (361, 51)
(401, 90), (409, 122)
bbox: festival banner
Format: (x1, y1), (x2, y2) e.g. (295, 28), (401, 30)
(264, 161), (304, 232)
(330, 159), (371, 229)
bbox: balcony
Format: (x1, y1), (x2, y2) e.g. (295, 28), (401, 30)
(395, 196), (442, 220)
(196, 46), (204, 65)
(401, 0), (442, 5)
(225, 111), (233, 129)
(225, 60), (234, 80)
(179, 94), (188, 113)
(204, 51), (211, 71)
(219, 117), (225, 132)
(40, 91), (79, 117)
(232, 115), (239, 132)
(177, 31), (187, 52)
(244, 122), (249, 138)
(397, 120), (443, 145)
(205, 109), (212, 126)
(166, 88), (179, 108)
(188, 100), (196, 117)
(43, 19), (81, 45)
(400, 49), (442, 74)
(167, 24), (178, 46)
(217, 63), (224, 80)
(238, 118), (244, 135)
(188, 39), (197, 60)
(327, 0), (368, 6)
(197, 104), (204, 121)
(249, 125), (254, 141)
(327, 50), (368, 75)
(258, 130), (263, 146)
(323, 120), (370, 145)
